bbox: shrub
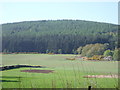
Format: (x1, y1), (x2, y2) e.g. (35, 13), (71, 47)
(113, 49), (120, 61)
(103, 50), (113, 57)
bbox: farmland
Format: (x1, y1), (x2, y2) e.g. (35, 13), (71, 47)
(1, 54), (119, 88)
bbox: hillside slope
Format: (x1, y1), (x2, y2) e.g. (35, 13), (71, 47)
(2, 20), (118, 53)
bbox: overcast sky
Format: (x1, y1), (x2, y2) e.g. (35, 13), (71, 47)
(0, 1), (118, 24)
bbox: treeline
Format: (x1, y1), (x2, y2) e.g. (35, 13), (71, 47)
(2, 20), (118, 54)
(76, 43), (120, 61)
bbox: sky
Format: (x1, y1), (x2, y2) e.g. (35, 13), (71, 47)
(0, 1), (118, 24)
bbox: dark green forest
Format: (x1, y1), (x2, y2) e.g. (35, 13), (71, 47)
(2, 20), (118, 54)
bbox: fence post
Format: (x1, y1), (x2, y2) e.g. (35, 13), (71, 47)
(88, 86), (91, 90)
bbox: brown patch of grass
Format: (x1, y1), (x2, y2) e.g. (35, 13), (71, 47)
(20, 70), (54, 73)
(83, 75), (119, 78)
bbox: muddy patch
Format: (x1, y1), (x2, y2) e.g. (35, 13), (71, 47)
(83, 75), (119, 78)
(21, 70), (54, 73)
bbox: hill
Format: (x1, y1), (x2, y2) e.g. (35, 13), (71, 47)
(2, 20), (118, 54)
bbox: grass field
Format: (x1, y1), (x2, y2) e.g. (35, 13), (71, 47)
(1, 54), (119, 88)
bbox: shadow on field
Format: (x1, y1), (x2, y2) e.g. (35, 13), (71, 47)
(0, 76), (23, 82)
(0, 80), (20, 82)
(0, 76), (23, 78)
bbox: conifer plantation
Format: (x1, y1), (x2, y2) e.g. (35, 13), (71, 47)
(2, 20), (118, 55)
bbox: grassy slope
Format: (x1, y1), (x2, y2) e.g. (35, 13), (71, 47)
(1, 54), (119, 88)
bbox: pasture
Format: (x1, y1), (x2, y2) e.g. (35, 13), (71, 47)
(1, 54), (119, 88)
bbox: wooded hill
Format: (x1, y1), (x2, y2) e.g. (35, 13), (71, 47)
(2, 20), (118, 54)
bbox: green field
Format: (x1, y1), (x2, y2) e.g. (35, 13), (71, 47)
(1, 54), (119, 88)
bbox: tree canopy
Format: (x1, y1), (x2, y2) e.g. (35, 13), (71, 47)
(2, 20), (118, 54)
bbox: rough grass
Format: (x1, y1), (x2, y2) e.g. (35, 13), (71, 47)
(1, 54), (119, 88)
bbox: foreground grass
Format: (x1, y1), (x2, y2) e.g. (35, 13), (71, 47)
(1, 54), (119, 88)
(1, 68), (118, 88)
